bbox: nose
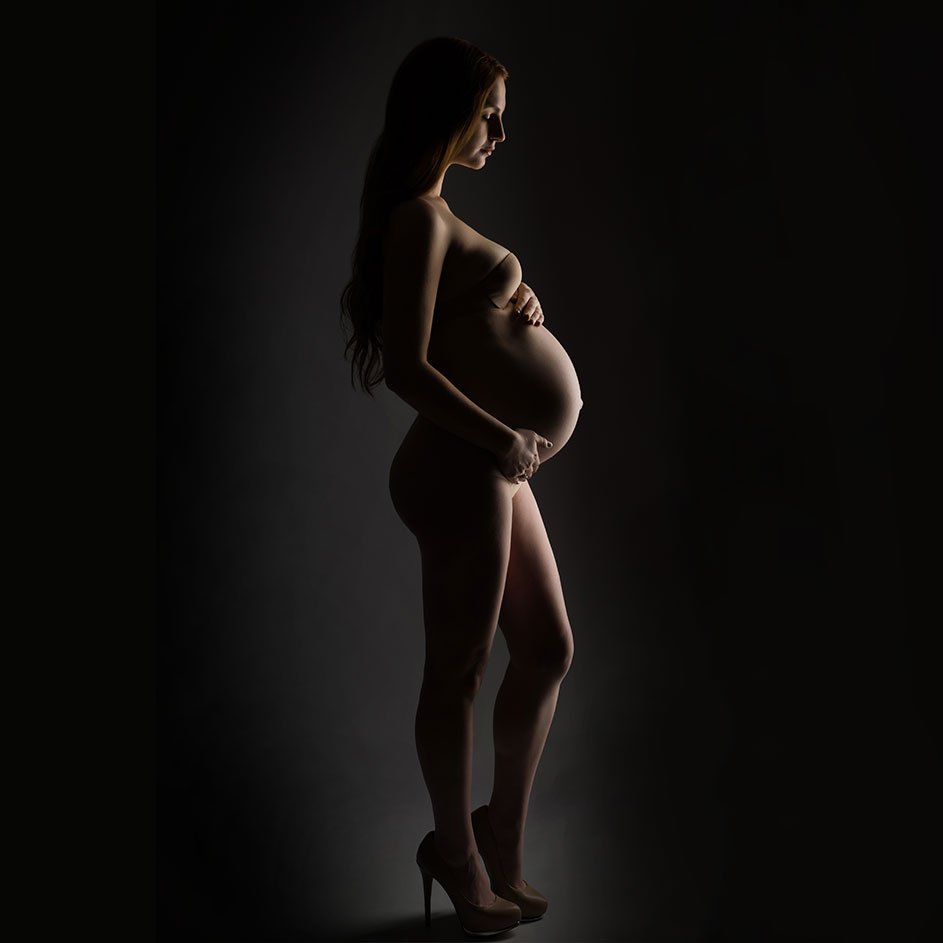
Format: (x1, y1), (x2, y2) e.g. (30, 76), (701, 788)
(488, 115), (505, 143)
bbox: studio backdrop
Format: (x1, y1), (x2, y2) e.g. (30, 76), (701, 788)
(157, 3), (940, 940)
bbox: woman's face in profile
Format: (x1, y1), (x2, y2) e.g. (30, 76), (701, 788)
(452, 76), (506, 170)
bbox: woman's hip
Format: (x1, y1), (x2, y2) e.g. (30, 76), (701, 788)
(388, 415), (521, 536)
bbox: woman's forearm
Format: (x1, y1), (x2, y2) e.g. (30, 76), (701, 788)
(387, 363), (516, 456)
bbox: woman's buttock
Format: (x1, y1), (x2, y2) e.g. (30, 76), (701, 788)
(388, 414), (522, 541)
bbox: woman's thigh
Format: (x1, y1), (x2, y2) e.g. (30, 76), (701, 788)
(390, 416), (522, 677)
(498, 480), (575, 672)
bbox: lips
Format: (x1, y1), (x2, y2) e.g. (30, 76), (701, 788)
(481, 148), (494, 154)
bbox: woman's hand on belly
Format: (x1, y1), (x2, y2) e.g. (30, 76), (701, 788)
(510, 281), (545, 327)
(493, 428), (554, 483)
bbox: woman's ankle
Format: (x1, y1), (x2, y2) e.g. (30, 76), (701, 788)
(485, 802), (524, 843)
(433, 835), (476, 870)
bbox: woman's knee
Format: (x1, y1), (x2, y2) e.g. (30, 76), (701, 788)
(510, 623), (574, 680)
(422, 645), (493, 701)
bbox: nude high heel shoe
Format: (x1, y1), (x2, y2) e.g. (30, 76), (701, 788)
(416, 830), (522, 937)
(471, 805), (549, 922)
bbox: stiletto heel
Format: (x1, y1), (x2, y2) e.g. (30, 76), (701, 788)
(471, 805), (549, 922)
(415, 829), (521, 936)
(420, 865), (433, 926)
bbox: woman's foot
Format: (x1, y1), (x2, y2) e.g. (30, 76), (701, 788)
(433, 838), (497, 908)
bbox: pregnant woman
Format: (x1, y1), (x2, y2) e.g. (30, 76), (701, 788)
(340, 37), (582, 937)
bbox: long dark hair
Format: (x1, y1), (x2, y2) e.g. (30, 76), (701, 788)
(339, 37), (510, 396)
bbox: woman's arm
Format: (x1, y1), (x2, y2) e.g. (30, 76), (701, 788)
(381, 198), (517, 456)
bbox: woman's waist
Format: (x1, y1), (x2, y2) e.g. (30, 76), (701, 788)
(430, 309), (574, 358)
(431, 301), (513, 332)
(430, 324), (578, 388)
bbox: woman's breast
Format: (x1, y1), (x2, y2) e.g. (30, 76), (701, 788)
(427, 301), (583, 463)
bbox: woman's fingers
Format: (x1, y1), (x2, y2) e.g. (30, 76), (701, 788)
(523, 304), (541, 323)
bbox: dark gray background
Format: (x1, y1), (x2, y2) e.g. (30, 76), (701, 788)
(157, 2), (940, 940)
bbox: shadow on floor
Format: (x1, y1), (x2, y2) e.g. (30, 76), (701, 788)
(343, 912), (520, 942)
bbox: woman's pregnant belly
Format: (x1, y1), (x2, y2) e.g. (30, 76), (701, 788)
(427, 301), (583, 463)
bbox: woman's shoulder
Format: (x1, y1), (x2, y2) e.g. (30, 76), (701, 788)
(387, 197), (456, 246)
(391, 195), (452, 222)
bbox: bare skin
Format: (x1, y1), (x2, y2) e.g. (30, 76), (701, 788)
(388, 423), (574, 907)
(383, 76), (579, 907)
